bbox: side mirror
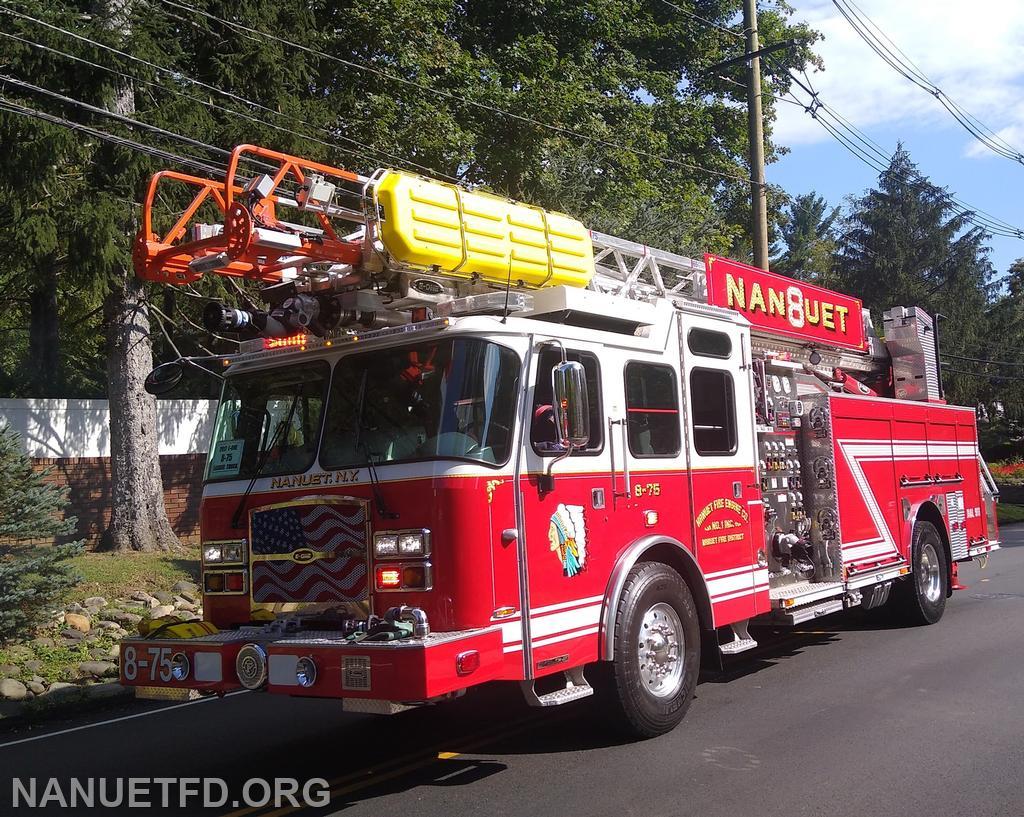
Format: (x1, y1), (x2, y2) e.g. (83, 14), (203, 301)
(144, 360), (185, 396)
(552, 360), (590, 449)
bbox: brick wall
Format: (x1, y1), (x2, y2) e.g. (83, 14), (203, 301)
(33, 453), (204, 547)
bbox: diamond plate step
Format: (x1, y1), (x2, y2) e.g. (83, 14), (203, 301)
(719, 637), (758, 655)
(521, 666), (593, 707)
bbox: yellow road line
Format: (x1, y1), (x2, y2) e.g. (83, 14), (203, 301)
(236, 710), (569, 817)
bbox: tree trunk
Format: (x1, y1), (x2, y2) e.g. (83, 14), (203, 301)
(103, 278), (178, 552)
(27, 264), (60, 397)
(96, 0), (178, 552)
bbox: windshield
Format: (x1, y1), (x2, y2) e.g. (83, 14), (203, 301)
(321, 339), (520, 468)
(206, 361), (329, 481)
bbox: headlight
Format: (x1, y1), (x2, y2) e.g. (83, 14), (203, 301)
(295, 656), (317, 688)
(202, 540), (245, 564)
(373, 534), (399, 557)
(170, 652), (190, 681)
(398, 530), (429, 556)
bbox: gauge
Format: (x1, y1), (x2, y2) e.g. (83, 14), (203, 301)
(782, 377), (792, 394)
(771, 375), (782, 392)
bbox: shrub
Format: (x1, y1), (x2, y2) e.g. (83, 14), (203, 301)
(0, 426), (83, 643)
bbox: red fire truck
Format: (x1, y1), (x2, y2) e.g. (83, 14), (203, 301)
(120, 145), (1001, 737)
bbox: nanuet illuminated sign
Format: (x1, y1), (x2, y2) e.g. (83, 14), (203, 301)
(704, 255), (866, 352)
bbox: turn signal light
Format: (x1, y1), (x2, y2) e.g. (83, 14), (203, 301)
(376, 566), (402, 590)
(204, 573), (225, 593)
(225, 572), (245, 592)
(402, 564), (427, 589)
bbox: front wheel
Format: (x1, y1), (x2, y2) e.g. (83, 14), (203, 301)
(896, 520), (948, 625)
(603, 562), (700, 738)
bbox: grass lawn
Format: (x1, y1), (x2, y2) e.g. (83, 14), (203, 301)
(997, 503), (1024, 526)
(66, 546), (200, 602)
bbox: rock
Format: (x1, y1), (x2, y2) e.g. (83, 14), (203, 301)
(96, 620), (122, 631)
(6, 645), (32, 661)
(65, 602), (86, 614)
(176, 612), (202, 622)
(65, 613), (91, 633)
(60, 628), (86, 642)
(0, 679), (28, 701)
(24, 660), (43, 674)
(32, 637), (55, 649)
(84, 596), (107, 609)
(26, 680), (46, 696)
(181, 590), (199, 604)
(152, 591), (174, 605)
(51, 613), (65, 627)
(130, 590), (153, 603)
(84, 682), (129, 701)
(172, 580), (199, 595)
(44, 682), (82, 703)
(89, 648), (109, 661)
(78, 661), (117, 679)
(0, 664), (20, 678)
(106, 611), (142, 626)
(150, 604), (176, 619)
(173, 599), (197, 612)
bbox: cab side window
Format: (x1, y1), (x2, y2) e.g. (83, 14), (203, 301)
(624, 363), (680, 457)
(531, 349), (603, 455)
(690, 368), (737, 455)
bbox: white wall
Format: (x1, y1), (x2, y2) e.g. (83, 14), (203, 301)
(0, 399), (217, 458)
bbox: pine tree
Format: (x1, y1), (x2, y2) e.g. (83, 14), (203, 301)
(0, 427), (83, 644)
(835, 146), (995, 407)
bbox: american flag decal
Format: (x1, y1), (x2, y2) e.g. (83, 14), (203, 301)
(250, 502), (369, 603)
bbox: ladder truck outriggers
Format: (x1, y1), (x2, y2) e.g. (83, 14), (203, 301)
(120, 144), (1001, 737)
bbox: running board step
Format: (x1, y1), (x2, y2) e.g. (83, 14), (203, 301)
(719, 620), (758, 655)
(770, 598), (844, 626)
(520, 667), (594, 707)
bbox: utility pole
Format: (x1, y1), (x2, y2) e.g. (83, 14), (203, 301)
(744, 0), (770, 271)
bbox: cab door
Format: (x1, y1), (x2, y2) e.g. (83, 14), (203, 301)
(680, 314), (767, 623)
(516, 338), (612, 679)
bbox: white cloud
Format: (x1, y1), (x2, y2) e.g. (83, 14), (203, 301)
(773, 0), (1024, 158)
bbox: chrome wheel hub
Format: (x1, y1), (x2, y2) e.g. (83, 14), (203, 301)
(637, 602), (684, 698)
(919, 541), (942, 603)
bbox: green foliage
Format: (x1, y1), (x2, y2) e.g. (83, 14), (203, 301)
(0, 0), (819, 397)
(833, 146), (996, 408)
(0, 427), (83, 643)
(773, 191), (839, 283)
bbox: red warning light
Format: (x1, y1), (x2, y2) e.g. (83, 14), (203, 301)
(264, 334), (308, 350)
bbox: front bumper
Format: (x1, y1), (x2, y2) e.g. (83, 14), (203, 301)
(119, 626), (503, 702)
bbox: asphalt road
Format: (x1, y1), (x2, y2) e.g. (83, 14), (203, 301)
(3, 529), (1023, 817)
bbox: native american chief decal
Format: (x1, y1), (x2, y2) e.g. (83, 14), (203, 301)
(548, 504), (588, 577)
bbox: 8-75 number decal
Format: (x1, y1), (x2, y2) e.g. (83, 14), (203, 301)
(122, 645), (174, 683)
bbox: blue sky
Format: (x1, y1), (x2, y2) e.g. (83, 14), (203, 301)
(766, 0), (1024, 286)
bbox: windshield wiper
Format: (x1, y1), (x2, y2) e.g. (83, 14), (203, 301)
(231, 394), (299, 529)
(353, 370), (399, 520)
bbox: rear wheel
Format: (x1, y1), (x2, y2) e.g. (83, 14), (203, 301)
(896, 521), (948, 625)
(603, 562), (700, 738)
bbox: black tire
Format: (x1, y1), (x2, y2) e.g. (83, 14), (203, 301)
(602, 562), (700, 738)
(896, 520), (948, 625)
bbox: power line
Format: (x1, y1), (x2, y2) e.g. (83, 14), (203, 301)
(782, 68), (1024, 240)
(832, 0), (1024, 166)
(940, 364), (1024, 383)
(0, 96), (226, 176)
(653, 0), (746, 40)
(150, 0), (764, 189)
(0, 29), (384, 176)
(945, 352), (1024, 369)
(0, 73), (234, 171)
(0, 6), (455, 181)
